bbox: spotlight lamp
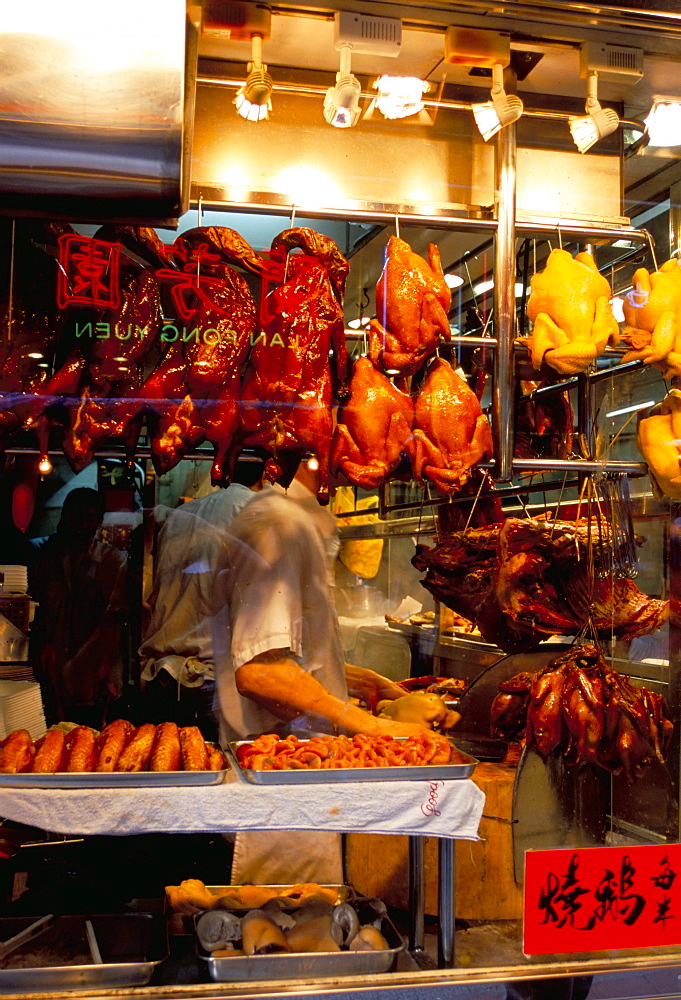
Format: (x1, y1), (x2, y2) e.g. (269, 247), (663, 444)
(324, 42), (362, 129)
(472, 63), (523, 142)
(569, 71), (620, 153)
(234, 33), (273, 122)
(369, 75), (430, 120)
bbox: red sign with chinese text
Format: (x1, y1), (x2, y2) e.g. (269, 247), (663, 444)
(524, 843), (681, 955)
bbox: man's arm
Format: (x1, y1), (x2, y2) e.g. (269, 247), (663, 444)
(236, 651), (430, 737)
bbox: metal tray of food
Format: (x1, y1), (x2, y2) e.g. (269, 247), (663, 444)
(0, 765), (229, 788)
(0, 913), (167, 990)
(196, 890), (404, 982)
(201, 883), (353, 911)
(228, 739), (478, 784)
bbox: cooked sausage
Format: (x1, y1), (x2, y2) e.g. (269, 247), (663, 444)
(65, 726), (97, 772)
(0, 729), (35, 773)
(115, 723), (157, 772)
(149, 722), (181, 772)
(179, 726), (209, 771)
(32, 728), (67, 773)
(95, 719), (134, 772)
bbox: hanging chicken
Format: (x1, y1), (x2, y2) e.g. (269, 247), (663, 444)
(330, 355), (414, 489)
(637, 389), (681, 499)
(368, 236), (451, 377)
(522, 248), (620, 375)
(620, 257), (681, 376)
(240, 228), (349, 503)
(490, 644), (673, 784)
(408, 357), (493, 495)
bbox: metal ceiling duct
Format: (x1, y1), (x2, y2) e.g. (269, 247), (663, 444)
(0, 0), (197, 227)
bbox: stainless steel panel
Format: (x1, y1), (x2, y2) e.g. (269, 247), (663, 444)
(0, 913), (166, 991)
(228, 741), (477, 784)
(0, 617), (28, 664)
(0, 0), (194, 225)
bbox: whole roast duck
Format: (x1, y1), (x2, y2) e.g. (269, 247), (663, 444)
(413, 515), (669, 653)
(240, 228), (349, 503)
(490, 644), (673, 783)
(369, 235), (451, 377)
(167, 226), (263, 485)
(23, 226), (168, 473)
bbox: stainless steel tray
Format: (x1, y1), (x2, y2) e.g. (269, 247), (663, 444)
(0, 766), (228, 788)
(228, 739), (478, 784)
(197, 892), (404, 982)
(0, 913), (167, 990)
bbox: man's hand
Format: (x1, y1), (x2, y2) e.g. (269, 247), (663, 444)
(344, 662), (405, 712)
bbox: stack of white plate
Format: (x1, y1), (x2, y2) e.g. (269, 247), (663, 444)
(0, 566), (28, 594)
(0, 681), (46, 741)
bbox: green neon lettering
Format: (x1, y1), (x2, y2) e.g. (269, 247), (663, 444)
(95, 323), (110, 339)
(161, 325), (179, 342)
(75, 322), (93, 338)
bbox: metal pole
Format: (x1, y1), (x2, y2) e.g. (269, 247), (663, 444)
(408, 836), (425, 953)
(438, 838), (456, 967)
(492, 93), (518, 483)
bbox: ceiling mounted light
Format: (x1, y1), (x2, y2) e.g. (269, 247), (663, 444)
(472, 63), (523, 142)
(324, 42), (362, 129)
(365, 75), (431, 121)
(644, 98), (681, 148)
(569, 71), (620, 153)
(444, 273), (464, 289)
(234, 32), (273, 122)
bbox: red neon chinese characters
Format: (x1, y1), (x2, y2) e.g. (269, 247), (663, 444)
(57, 235), (121, 311)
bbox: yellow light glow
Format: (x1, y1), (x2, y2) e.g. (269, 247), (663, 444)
(38, 456), (52, 475)
(276, 167), (341, 209)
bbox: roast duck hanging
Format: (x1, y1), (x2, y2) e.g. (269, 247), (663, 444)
(522, 248), (620, 376)
(239, 228), (350, 504)
(490, 644), (673, 784)
(413, 514), (669, 654)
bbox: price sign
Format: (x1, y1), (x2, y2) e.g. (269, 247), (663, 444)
(524, 843), (681, 955)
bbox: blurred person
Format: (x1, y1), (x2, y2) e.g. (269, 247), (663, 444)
(138, 456), (267, 741)
(140, 455), (417, 883)
(29, 487), (127, 727)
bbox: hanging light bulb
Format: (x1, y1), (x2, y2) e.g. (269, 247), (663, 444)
(365, 75), (430, 121)
(569, 71), (620, 153)
(234, 33), (273, 122)
(644, 98), (681, 148)
(38, 455), (52, 475)
(472, 63), (523, 142)
(324, 42), (362, 128)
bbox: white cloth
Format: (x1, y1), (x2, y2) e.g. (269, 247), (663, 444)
(139, 483), (258, 686)
(0, 770), (485, 840)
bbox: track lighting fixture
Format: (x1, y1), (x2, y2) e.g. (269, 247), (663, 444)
(234, 33), (273, 122)
(324, 42), (362, 129)
(569, 71), (619, 153)
(472, 63), (523, 142)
